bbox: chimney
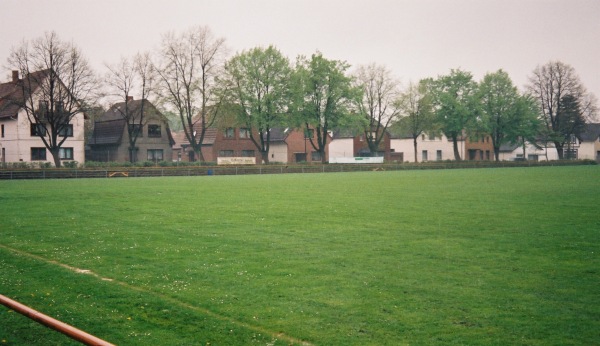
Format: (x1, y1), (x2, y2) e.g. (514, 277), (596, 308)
(12, 70), (19, 82)
(127, 96), (133, 102)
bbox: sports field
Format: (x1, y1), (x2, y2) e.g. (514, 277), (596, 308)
(1, 166), (599, 345)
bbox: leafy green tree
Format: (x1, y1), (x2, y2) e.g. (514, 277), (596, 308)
(291, 52), (361, 163)
(224, 46), (292, 163)
(395, 80), (435, 162)
(527, 61), (597, 159)
(429, 69), (479, 161)
(478, 70), (540, 161)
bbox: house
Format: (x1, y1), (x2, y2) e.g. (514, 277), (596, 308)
(390, 132), (457, 162)
(465, 135), (494, 161)
(88, 98), (174, 163)
(174, 126), (328, 164)
(174, 125), (257, 163)
(498, 141), (559, 161)
(268, 127), (330, 163)
(330, 128), (393, 162)
(577, 123), (600, 161)
(0, 70), (85, 166)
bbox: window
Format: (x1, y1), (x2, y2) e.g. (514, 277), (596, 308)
(128, 124), (143, 137)
(239, 128), (250, 139)
(241, 150), (255, 157)
(147, 149), (163, 162)
(59, 147), (73, 160)
(305, 129), (314, 139)
(148, 124), (161, 137)
(564, 149), (578, 159)
(31, 147), (46, 161)
(58, 124), (73, 137)
(37, 100), (48, 116)
(528, 154), (539, 161)
(219, 150), (234, 157)
(225, 127), (235, 138)
(436, 150), (442, 161)
(30, 123), (46, 136)
(1, 124), (4, 138)
(422, 150), (428, 161)
(311, 151), (322, 161)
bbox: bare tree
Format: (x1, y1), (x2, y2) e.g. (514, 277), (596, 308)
(7, 31), (96, 167)
(355, 64), (401, 157)
(104, 52), (156, 162)
(527, 61), (597, 159)
(156, 26), (227, 162)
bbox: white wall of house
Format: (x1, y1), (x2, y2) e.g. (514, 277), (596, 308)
(268, 142), (288, 163)
(499, 142), (559, 161)
(391, 134), (455, 162)
(329, 138), (354, 159)
(578, 138), (600, 160)
(0, 107), (85, 165)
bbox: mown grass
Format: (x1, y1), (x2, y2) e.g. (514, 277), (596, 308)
(1, 166), (599, 345)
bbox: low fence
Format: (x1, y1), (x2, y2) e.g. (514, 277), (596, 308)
(0, 294), (115, 346)
(0, 160), (595, 180)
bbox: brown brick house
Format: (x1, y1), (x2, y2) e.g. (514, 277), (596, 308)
(465, 134), (494, 161)
(88, 98), (174, 162)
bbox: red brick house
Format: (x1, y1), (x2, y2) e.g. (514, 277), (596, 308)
(269, 127), (331, 163)
(173, 126), (259, 163)
(465, 134), (494, 161)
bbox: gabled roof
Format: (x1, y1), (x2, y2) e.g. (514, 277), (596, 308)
(174, 127), (218, 147)
(268, 127), (290, 142)
(0, 70), (50, 119)
(100, 99), (159, 122)
(92, 98), (175, 146)
(89, 119), (126, 145)
(579, 123), (600, 142)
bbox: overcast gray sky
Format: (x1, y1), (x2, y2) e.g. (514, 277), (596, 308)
(1, 0), (599, 99)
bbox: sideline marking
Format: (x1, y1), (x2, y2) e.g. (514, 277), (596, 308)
(0, 243), (313, 346)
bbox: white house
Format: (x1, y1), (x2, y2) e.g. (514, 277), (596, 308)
(391, 133), (458, 162)
(498, 141), (559, 161)
(0, 70), (85, 166)
(578, 123), (600, 161)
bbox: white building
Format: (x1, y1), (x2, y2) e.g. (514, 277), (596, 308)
(0, 71), (86, 166)
(391, 133), (459, 162)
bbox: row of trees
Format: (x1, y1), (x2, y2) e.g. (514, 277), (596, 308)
(5, 28), (597, 166)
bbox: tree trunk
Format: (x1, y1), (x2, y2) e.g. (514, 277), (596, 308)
(413, 136), (418, 162)
(195, 147), (205, 162)
(452, 135), (462, 161)
(261, 150), (270, 164)
(50, 148), (61, 168)
(494, 146), (500, 162)
(555, 141), (564, 160)
(321, 148), (327, 164)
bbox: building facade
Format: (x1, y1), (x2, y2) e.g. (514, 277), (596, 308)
(0, 70), (85, 166)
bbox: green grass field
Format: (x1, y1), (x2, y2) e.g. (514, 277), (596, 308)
(1, 166), (599, 345)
